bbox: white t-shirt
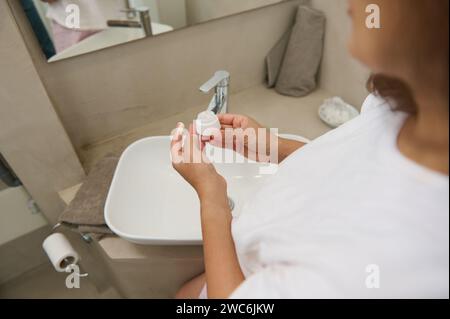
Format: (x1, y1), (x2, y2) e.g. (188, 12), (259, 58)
(230, 94), (449, 299)
(46, 0), (124, 30)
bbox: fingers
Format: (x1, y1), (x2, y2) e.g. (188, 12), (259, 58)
(170, 122), (214, 164)
(171, 122), (184, 143)
(217, 113), (248, 129)
(217, 113), (236, 125)
(187, 124), (197, 152)
(170, 122), (185, 164)
(212, 114), (247, 150)
(192, 122), (213, 151)
(187, 124), (209, 163)
(208, 128), (225, 148)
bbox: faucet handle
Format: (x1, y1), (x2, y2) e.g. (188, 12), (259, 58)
(199, 71), (230, 93)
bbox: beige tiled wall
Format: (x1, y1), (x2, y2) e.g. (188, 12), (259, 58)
(0, 1), (86, 223)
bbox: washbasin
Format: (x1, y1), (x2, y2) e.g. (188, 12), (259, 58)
(105, 135), (308, 245)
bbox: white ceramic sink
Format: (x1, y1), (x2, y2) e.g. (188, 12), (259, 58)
(105, 135), (308, 245)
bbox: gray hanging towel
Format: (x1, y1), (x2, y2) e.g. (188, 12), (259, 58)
(58, 155), (118, 240)
(266, 29), (292, 88)
(266, 5), (326, 97)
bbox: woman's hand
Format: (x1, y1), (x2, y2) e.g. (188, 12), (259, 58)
(171, 122), (244, 298)
(170, 123), (227, 202)
(209, 114), (274, 162)
(209, 114), (305, 163)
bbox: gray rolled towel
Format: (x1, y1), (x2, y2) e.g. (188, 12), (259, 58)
(266, 5), (326, 97)
(58, 155), (119, 240)
(266, 29), (292, 88)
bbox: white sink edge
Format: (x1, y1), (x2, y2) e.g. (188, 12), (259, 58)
(104, 136), (193, 245)
(105, 134), (310, 245)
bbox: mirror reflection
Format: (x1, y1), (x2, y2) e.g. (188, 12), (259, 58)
(18, 0), (284, 63)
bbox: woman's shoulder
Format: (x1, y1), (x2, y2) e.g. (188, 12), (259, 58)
(360, 93), (391, 114)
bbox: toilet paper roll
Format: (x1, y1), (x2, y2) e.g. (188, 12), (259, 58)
(42, 233), (79, 272)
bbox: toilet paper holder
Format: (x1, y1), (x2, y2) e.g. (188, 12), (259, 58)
(46, 223), (89, 277)
(52, 222), (93, 244)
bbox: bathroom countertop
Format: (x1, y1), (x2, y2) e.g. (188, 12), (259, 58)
(58, 185), (204, 260)
(79, 84), (333, 172)
(61, 84), (333, 260)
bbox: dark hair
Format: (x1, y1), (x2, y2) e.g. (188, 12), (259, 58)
(367, 74), (418, 114)
(367, 0), (449, 114)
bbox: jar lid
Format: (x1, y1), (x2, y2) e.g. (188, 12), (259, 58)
(196, 111), (220, 136)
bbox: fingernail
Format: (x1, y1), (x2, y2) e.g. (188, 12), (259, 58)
(172, 122), (183, 139)
(176, 122), (185, 133)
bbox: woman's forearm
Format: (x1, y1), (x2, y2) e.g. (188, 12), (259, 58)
(199, 195), (245, 299)
(278, 137), (305, 163)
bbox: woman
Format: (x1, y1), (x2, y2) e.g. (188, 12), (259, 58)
(171, 0), (449, 298)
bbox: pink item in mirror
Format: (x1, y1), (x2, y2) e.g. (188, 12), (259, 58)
(51, 20), (100, 53)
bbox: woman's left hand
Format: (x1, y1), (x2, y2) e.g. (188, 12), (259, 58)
(171, 123), (244, 299)
(170, 123), (227, 201)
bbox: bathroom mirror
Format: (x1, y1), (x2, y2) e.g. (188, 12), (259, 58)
(14, 0), (285, 63)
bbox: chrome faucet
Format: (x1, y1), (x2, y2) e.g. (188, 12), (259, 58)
(199, 71), (230, 114)
(107, 6), (153, 37)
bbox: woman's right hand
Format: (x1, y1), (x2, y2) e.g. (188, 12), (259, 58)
(209, 113), (305, 163)
(208, 114), (274, 163)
